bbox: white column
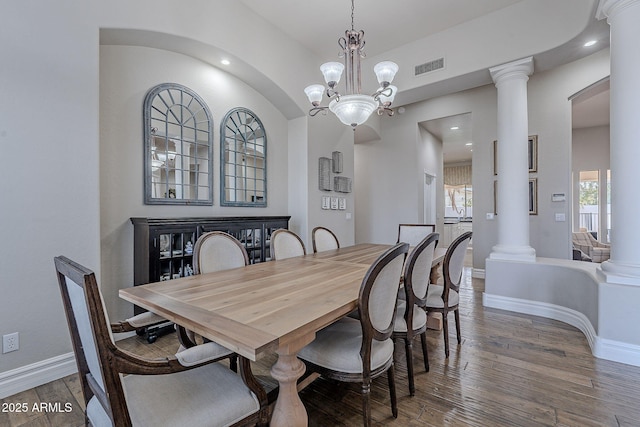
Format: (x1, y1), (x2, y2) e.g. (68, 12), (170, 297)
(597, 0), (640, 285)
(489, 57), (536, 262)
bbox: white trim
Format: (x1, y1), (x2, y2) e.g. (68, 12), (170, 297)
(483, 293), (640, 367)
(0, 333), (136, 399)
(0, 352), (77, 399)
(472, 268), (485, 279)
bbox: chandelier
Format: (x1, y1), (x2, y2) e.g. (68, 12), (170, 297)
(304, 0), (399, 128)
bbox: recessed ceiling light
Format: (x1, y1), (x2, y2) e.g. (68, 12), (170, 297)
(450, 126), (459, 130)
(465, 142), (472, 146)
(584, 40), (597, 47)
(221, 59), (231, 65)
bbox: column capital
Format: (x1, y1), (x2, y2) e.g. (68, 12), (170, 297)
(597, 0), (640, 21)
(489, 57), (533, 85)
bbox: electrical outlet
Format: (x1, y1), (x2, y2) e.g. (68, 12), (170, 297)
(3, 332), (19, 353)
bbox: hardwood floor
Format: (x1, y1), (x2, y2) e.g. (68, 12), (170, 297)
(3, 254), (640, 426)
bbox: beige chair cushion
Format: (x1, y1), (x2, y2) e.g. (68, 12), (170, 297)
(272, 231), (305, 260)
(87, 362), (260, 427)
(425, 285), (459, 308)
(175, 341), (234, 367)
(196, 234), (247, 274)
(313, 228), (339, 252)
(124, 311), (166, 328)
(572, 232), (610, 262)
(398, 224), (436, 247)
(393, 299), (427, 333)
(298, 317), (394, 374)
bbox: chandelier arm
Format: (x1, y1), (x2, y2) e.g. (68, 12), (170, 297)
(372, 86), (393, 101)
(377, 106), (394, 117)
(326, 88), (341, 102)
(309, 106), (329, 117)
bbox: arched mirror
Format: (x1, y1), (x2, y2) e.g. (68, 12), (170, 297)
(143, 83), (213, 205)
(221, 107), (267, 207)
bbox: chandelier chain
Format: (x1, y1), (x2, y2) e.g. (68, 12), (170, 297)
(351, 0), (355, 31)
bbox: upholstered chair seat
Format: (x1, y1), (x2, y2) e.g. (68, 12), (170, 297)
(298, 317), (395, 374)
(393, 299), (427, 333)
(425, 285), (460, 308)
(86, 361), (260, 427)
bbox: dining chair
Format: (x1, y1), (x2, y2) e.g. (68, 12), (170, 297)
(393, 232), (439, 396)
(397, 223), (436, 247)
(54, 256), (268, 427)
(177, 231), (250, 370)
(270, 229), (306, 260)
(312, 226), (340, 253)
(297, 242), (409, 427)
(424, 231), (472, 358)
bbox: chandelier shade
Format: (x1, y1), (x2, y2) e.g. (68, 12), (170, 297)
(304, 84), (325, 106)
(374, 61), (399, 85)
(304, 0), (399, 128)
(329, 94), (378, 127)
(320, 62), (345, 86)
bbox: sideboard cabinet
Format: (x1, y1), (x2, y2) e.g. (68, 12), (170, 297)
(131, 215), (290, 284)
(130, 216), (290, 339)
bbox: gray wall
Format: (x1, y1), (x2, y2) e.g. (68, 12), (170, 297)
(100, 45), (291, 321)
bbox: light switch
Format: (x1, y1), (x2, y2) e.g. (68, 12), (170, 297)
(555, 213), (566, 222)
(346, 212), (352, 220)
(486, 213), (495, 220)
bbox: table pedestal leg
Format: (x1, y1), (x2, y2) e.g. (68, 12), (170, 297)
(270, 349), (307, 426)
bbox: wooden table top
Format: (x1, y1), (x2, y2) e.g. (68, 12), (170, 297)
(120, 243), (393, 360)
(120, 243), (446, 361)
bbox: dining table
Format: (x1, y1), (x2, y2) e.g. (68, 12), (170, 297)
(120, 243), (445, 426)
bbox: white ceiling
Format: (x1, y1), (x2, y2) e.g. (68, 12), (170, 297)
(240, 0), (610, 164)
(240, 0), (523, 61)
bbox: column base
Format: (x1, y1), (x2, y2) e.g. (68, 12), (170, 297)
(489, 244), (536, 262)
(599, 260), (640, 286)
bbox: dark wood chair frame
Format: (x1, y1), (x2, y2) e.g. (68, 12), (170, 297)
(425, 231), (472, 358)
(311, 226), (340, 253)
(54, 256), (268, 427)
(269, 228), (306, 260)
(393, 232), (439, 396)
(299, 242), (409, 427)
(177, 231), (251, 371)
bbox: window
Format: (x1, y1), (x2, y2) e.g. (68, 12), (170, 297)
(445, 184), (472, 218)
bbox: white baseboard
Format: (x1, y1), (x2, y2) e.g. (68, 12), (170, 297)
(483, 293), (640, 367)
(471, 268), (485, 279)
(0, 334), (136, 400)
(0, 352), (77, 400)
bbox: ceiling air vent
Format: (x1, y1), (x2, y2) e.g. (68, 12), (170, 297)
(415, 58), (445, 76)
